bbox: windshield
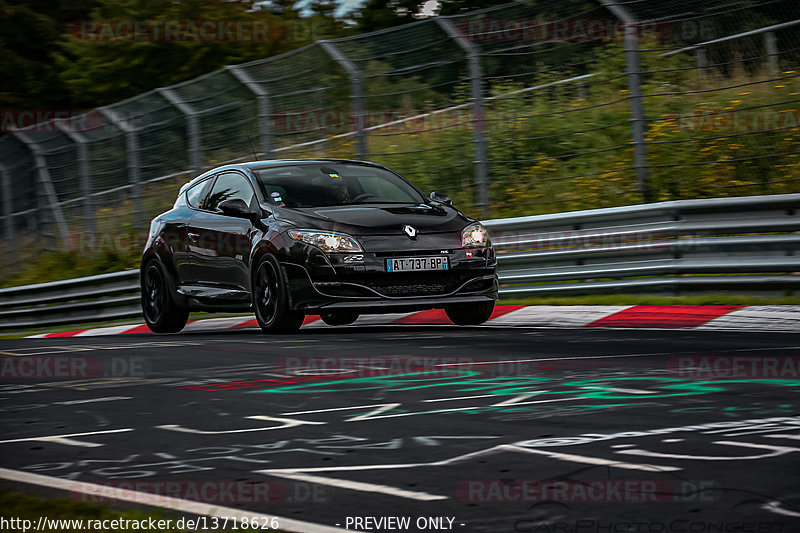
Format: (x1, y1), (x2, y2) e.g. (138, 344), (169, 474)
(255, 163), (426, 208)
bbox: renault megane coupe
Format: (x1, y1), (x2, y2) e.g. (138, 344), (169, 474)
(141, 159), (498, 333)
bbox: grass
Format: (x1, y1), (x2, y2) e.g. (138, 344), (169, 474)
(0, 489), (190, 532)
(0, 488), (285, 532)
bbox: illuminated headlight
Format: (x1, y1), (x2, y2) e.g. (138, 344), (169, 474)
(287, 230), (363, 253)
(461, 222), (489, 248)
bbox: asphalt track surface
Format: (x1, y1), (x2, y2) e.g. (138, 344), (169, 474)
(1, 325), (800, 532)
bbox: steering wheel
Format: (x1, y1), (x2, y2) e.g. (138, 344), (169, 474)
(351, 193), (378, 203)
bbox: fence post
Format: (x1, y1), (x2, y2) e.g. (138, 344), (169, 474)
(765, 31), (779, 77)
(157, 87), (203, 176)
(226, 65), (274, 159)
(0, 163), (15, 262)
(98, 107), (144, 229)
(319, 40), (367, 158)
(598, 0), (650, 202)
(436, 17), (490, 218)
(696, 48), (708, 84)
(11, 131), (71, 250)
(54, 120), (95, 233)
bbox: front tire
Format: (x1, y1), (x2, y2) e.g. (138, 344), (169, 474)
(444, 301), (495, 325)
(253, 255), (304, 333)
(319, 310), (359, 326)
(141, 259), (189, 333)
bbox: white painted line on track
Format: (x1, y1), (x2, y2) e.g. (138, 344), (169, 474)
(0, 467), (354, 533)
(157, 415), (325, 435)
(616, 440), (800, 461)
(763, 500), (800, 518)
(0, 428), (133, 446)
(580, 386), (657, 395)
(54, 396), (132, 405)
(766, 434), (800, 441)
(267, 472), (448, 501)
(510, 444), (682, 472)
(435, 351), (679, 366)
(422, 394), (498, 403)
(283, 403), (400, 416)
(435, 345), (800, 368)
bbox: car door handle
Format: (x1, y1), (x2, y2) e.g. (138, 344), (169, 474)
(187, 232), (199, 242)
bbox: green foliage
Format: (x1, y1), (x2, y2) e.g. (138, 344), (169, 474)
(0, 250), (139, 288)
(0, 0), (98, 110)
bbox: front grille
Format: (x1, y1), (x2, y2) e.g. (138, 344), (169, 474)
(331, 271), (478, 297)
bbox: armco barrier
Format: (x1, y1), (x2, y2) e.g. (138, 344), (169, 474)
(1, 193), (798, 329)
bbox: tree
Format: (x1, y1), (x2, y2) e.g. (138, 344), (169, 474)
(54, 0), (343, 108)
(0, 0), (98, 110)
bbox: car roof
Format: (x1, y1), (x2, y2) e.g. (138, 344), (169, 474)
(241, 159), (382, 170)
(180, 159), (387, 192)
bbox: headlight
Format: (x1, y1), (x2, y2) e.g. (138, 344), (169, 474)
(287, 230), (363, 253)
(461, 222), (489, 247)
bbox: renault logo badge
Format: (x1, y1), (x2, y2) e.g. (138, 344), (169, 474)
(402, 224), (417, 239)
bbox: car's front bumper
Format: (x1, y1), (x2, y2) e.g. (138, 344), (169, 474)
(280, 240), (498, 313)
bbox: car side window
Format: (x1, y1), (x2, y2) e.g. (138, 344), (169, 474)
(204, 172), (255, 212)
(185, 177), (214, 209)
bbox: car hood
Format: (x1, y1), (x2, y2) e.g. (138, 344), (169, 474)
(272, 203), (470, 236)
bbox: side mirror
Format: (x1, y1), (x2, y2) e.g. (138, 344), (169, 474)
(218, 198), (258, 219)
(430, 191), (452, 206)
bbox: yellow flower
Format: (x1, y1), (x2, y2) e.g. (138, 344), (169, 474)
(738, 92), (751, 96)
(775, 85), (785, 88)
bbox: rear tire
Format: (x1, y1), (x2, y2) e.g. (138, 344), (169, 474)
(141, 259), (189, 333)
(444, 301), (495, 325)
(319, 310), (359, 326)
(252, 255), (304, 333)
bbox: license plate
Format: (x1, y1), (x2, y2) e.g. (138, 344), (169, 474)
(386, 256), (449, 272)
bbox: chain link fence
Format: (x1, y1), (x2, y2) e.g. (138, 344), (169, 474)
(1, 0), (798, 275)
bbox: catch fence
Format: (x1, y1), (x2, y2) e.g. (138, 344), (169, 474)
(1, 0), (798, 275)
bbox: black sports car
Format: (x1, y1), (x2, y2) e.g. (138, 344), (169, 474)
(140, 159), (498, 333)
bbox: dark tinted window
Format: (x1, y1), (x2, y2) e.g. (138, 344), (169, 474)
(185, 178), (213, 209)
(255, 164), (424, 208)
(205, 172), (255, 212)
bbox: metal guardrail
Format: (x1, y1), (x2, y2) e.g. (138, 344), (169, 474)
(1, 193), (798, 329)
(0, 270), (141, 329)
(486, 193), (800, 297)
